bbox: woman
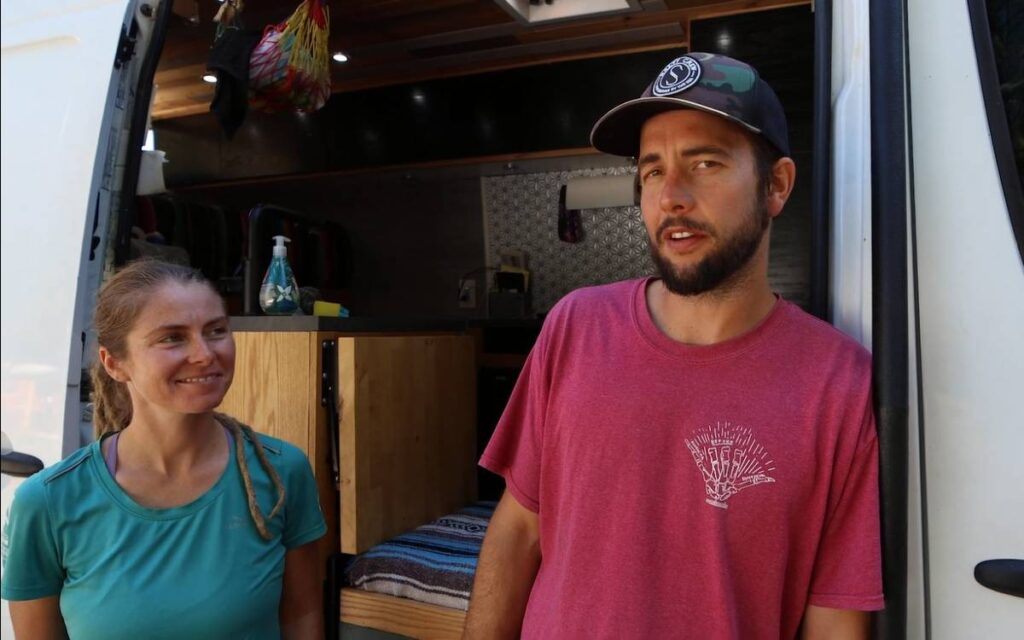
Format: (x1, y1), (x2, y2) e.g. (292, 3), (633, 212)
(1, 260), (326, 639)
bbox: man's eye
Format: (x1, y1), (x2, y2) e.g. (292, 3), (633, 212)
(641, 168), (662, 183)
(158, 334), (183, 344)
(695, 160), (720, 170)
(208, 326), (229, 338)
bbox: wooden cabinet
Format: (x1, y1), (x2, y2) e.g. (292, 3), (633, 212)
(218, 330), (478, 572)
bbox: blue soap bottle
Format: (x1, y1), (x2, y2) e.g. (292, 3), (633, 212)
(259, 235), (300, 315)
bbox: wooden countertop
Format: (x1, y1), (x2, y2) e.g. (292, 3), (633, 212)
(229, 315), (470, 333)
(229, 316), (544, 333)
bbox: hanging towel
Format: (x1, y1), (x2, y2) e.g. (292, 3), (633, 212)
(558, 184), (583, 243)
(207, 28), (262, 139)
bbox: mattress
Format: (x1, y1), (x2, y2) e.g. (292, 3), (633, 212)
(344, 502), (497, 611)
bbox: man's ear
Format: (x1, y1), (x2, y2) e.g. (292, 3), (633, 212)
(99, 346), (129, 383)
(766, 157), (796, 219)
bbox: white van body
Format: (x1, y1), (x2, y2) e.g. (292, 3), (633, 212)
(2, 0), (1021, 637)
(1, 1), (143, 637)
(903, 0), (1024, 636)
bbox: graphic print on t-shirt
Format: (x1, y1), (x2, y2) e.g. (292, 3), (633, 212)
(685, 422), (776, 509)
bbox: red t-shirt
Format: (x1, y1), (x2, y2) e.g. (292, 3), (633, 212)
(480, 278), (884, 639)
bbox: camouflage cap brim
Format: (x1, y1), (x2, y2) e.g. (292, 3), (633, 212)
(590, 96), (765, 158)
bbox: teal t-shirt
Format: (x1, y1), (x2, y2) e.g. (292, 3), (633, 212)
(1, 430), (327, 640)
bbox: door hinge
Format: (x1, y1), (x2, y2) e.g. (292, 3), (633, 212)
(321, 339), (341, 490)
(114, 21), (139, 69)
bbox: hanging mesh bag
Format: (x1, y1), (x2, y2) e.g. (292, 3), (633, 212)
(249, 0), (331, 112)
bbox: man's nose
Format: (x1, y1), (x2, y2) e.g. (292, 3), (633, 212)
(658, 169), (696, 212)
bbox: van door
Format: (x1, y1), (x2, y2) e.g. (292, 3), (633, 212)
(1, 0), (168, 633)
(906, 0), (1024, 637)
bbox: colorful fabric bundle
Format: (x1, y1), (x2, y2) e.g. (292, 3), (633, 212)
(344, 502), (497, 610)
(249, 0), (331, 112)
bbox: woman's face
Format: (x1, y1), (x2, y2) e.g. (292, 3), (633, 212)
(102, 281), (235, 420)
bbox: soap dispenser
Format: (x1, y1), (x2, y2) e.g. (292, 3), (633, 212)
(259, 235), (300, 315)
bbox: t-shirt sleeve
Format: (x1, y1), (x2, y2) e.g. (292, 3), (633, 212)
(808, 396), (886, 611)
(479, 309), (560, 514)
(1, 477), (64, 601)
(280, 447), (327, 549)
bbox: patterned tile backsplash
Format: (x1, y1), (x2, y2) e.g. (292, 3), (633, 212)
(484, 166), (649, 313)
(483, 165), (810, 314)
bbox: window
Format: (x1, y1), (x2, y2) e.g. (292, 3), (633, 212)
(985, 1), (1023, 178)
(971, 0), (1024, 262)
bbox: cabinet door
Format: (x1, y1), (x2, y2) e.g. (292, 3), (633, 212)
(218, 331), (339, 579)
(338, 334), (477, 553)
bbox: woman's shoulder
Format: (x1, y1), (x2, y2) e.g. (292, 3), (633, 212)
(242, 430), (311, 470)
(12, 442), (99, 509)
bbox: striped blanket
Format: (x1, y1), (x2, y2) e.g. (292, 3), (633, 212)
(344, 502), (497, 611)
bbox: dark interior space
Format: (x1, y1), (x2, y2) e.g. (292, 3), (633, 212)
(149, 5), (814, 321)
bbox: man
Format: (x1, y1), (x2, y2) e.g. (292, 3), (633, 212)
(464, 52), (884, 639)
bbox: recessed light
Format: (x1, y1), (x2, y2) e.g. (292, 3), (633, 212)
(332, 52), (349, 63)
(202, 74), (218, 83)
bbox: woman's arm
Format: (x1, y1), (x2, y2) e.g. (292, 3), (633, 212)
(279, 541), (323, 640)
(9, 596), (68, 640)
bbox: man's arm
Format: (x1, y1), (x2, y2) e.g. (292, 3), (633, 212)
(463, 490), (542, 640)
(800, 605), (870, 640)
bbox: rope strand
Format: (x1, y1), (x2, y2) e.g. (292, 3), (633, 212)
(216, 413), (287, 541)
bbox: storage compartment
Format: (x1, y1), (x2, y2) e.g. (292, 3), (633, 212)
(217, 328), (478, 574)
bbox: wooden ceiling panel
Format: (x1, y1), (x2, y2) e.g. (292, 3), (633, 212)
(408, 35), (523, 59)
(333, 0), (485, 24)
(152, 0), (808, 121)
(337, 7), (514, 48)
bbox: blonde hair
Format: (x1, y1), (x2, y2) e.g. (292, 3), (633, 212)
(90, 259), (285, 540)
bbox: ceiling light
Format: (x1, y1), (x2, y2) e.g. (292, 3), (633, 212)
(202, 74), (218, 83)
(496, 0), (639, 25)
(332, 52), (349, 63)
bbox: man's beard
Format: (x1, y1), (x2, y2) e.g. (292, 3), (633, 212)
(648, 191), (770, 297)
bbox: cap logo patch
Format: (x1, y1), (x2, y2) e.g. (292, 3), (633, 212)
(652, 56), (702, 97)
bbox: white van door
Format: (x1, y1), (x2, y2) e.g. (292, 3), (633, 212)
(1, 0), (164, 634)
(907, 0), (1024, 637)
(829, 0), (1023, 636)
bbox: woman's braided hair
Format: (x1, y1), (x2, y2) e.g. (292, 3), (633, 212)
(90, 259), (286, 540)
(214, 413), (287, 540)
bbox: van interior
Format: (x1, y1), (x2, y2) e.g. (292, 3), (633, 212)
(129, 1), (825, 638)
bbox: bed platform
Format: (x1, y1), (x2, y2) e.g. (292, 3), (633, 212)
(340, 589), (466, 639)
(339, 502), (496, 639)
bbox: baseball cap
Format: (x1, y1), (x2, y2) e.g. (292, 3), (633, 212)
(590, 52), (790, 158)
